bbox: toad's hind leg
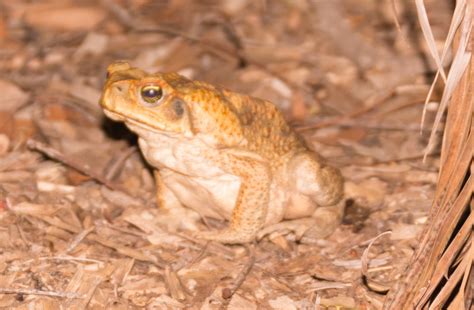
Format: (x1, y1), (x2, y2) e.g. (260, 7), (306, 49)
(288, 152), (344, 238)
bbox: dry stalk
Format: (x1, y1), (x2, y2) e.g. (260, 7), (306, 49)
(361, 231), (393, 293)
(26, 139), (122, 191)
(384, 1), (474, 308)
(0, 288), (82, 299)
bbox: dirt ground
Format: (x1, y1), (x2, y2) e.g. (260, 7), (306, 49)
(0, 0), (453, 309)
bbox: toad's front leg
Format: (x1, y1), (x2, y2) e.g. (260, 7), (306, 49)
(195, 152), (271, 244)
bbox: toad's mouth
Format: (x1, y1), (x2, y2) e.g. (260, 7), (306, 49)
(102, 109), (164, 135)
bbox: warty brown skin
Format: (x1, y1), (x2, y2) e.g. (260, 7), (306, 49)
(100, 61), (344, 244)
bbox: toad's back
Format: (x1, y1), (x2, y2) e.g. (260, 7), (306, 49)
(161, 74), (306, 161)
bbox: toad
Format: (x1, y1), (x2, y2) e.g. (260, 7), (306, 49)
(100, 61), (344, 244)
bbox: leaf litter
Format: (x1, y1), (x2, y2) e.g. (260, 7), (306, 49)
(0, 0), (456, 309)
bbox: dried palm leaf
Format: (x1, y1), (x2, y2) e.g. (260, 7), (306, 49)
(384, 1), (474, 309)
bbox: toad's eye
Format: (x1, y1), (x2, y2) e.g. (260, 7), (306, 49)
(140, 85), (163, 104)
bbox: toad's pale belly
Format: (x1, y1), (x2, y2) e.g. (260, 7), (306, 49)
(161, 169), (290, 225)
(136, 132), (292, 225)
(160, 169), (240, 219)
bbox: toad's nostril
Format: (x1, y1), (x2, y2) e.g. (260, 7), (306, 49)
(114, 85), (123, 92)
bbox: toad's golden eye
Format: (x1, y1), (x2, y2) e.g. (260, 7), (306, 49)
(140, 85), (163, 104)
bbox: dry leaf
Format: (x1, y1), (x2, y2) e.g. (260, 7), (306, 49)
(74, 32), (109, 59)
(24, 5), (106, 32)
(0, 134), (10, 156)
(0, 80), (29, 112)
(290, 91), (307, 121)
(268, 295), (299, 310)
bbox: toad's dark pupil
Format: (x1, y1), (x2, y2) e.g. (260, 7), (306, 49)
(141, 86), (163, 103)
(143, 88), (160, 97)
(145, 89), (156, 96)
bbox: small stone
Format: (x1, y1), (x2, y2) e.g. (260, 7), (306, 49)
(27, 58), (42, 71)
(10, 55), (26, 70)
(222, 288), (232, 299)
(44, 52), (64, 66)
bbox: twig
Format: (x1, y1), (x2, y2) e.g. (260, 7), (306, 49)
(20, 256), (104, 266)
(375, 98), (429, 117)
(388, 0), (414, 50)
(174, 242), (210, 272)
(63, 226), (96, 255)
(361, 231), (393, 293)
(302, 119), (443, 132)
(340, 152), (441, 167)
(104, 146), (137, 181)
(390, 0), (403, 34)
(168, 231), (236, 260)
(26, 139), (122, 191)
(296, 89), (396, 131)
(0, 288), (82, 299)
(253, 265), (300, 294)
(220, 244), (256, 309)
(87, 233), (166, 269)
(295, 87), (433, 132)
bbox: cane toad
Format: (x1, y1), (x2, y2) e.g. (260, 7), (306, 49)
(100, 62), (344, 244)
